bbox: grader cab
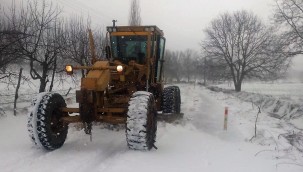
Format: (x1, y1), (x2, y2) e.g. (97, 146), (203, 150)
(27, 25), (181, 151)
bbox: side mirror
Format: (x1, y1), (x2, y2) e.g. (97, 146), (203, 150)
(105, 46), (111, 59)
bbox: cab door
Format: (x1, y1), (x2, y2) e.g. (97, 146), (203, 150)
(156, 37), (166, 83)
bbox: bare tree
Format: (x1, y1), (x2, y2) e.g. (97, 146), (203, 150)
(128, 0), (142, 26)
(163, 50), (174, 82)
(181, 49), (199, 82)
(0, 21), (15, 76)
(164, 49), (201, 83)
(273, 0), (303, 55)
(11, 0), (65, 92)
(1, 5), (15, 73)
(0, 3), (28, 80)
(0, 29), (25, 73)
(164, 50), (184, 82)
(201, 56), (230, 84)
(94, 28), (107, 59)
(201, 10), (291, 92)
(63, 16), (106, 77)
(63, 16), (91, 77)
(163, 50), (179, 82)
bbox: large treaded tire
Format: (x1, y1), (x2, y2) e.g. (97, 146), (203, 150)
(27, 93), (68, 150)
(126, 91), (157, 150)
(162, 86), (181, 113)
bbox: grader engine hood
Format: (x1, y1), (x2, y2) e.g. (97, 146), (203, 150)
(81, 61), (110, 91)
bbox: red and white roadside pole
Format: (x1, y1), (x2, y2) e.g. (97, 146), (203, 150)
(224, 107), (228, 130)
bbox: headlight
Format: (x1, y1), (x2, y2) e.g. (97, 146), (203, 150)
(116, 65), (123, 72)
(65, 65), (73, 75)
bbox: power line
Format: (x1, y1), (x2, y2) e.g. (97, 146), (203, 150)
(55, 0), (112, 23)
(72, 0), (112, 20)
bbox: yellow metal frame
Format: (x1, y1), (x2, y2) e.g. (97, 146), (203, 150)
(110, 32), (150, 36)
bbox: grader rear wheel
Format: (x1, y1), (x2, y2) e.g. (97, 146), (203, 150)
(126, 91), (157, 150)
(162, 86), (181, 114)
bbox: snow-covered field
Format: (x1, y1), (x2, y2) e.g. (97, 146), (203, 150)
(215, 81), (303, 101)
(0, 83), (303, 172)
(212, 81), (303, 132)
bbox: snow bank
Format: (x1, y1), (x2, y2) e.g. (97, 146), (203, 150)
(207, 85), (303, 152)
(207, 86), (303, 121)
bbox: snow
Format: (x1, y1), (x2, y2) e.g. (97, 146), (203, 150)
(214, 81), (303, 101)
(0, 83), (303, 171)
(27, 92), (48, 148)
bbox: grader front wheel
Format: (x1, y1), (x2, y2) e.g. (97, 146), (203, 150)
(27, 93), (68, 150)
(126, 91), (157, 150)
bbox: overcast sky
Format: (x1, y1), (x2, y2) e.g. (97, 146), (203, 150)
(0, 0), (279, 51)
(1, 0), (302, 71)
(49, 0), (274, 51)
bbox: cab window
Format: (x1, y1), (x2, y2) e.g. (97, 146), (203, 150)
(111, 35), (147, 64)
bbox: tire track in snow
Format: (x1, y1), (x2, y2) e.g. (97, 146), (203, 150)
(178, 84), (244, 141)
(0, 115), (129, 172)
(2, 83), (303, 172)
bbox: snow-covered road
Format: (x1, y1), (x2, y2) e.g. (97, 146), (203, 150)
(0, 84), (302, 172)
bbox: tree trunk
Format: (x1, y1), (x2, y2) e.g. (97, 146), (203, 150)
(39, 78), (47, 93)
(235, 82), (242, 92)
(14, 68), (23, 116)
(39, 62), (49, 93)
(49, 57), (57, 92)
(229, 66), (242, 91)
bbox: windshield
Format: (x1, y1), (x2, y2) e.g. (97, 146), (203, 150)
(111, 35), (147, 64)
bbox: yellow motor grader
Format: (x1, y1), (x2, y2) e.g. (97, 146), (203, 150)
(27, 24), (181, 151)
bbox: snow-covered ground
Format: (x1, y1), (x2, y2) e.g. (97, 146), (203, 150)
(211, 82), (303, 143)
(214, 81), (303, 101)
(0, 83), (303, 172)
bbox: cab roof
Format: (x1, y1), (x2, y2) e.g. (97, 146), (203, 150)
(106, 25), (164, 36)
